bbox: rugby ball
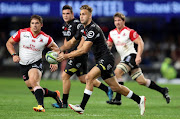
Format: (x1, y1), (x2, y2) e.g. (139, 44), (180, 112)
(45, 51), (58, 64)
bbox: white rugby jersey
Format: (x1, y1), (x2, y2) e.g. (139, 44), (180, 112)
(12, 28), (53, 65)
(108, 26), (139, 60)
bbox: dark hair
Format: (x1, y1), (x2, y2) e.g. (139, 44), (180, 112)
(113, 12), (125, 21)
(62, 5), (73, 13)
(80, 5), (93, 14)
(30, 15), (43, 24)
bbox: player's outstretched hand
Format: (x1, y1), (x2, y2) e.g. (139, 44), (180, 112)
(56, 52), (66, 62)
(50, 64), (58, 72)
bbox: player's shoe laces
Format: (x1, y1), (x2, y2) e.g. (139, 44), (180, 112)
(106, 98), (122, 105)
(107, 86), (113, 101)
(54, 90), (63, 108)
(52, 103), (68, 108)
(33, 105), (45, 112)
(69, 104), (84, 114)
(139, 96), (146, 116)
(162, 87), (170, 104)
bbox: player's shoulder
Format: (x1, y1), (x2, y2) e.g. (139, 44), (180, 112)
(88, 22), (99, 32)
(19, 28), (30, 32)
(39, 31), (50, 38)
(123, 26), (135, 32)
(72, 18), (80, 23)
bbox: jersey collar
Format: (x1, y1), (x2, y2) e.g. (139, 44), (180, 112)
(28, 28), (42, 38)
(116, 26), (127, 34)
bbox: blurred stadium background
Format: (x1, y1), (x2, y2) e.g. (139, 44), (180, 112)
(0, 0), (180, 83)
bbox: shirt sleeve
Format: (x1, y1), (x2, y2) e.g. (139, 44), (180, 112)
(107, 32), (113, 42)
(129, 29), (139, 41)
(46, 36), (53, 47)
(74, 24), (83, 40)
(12, 30), (20, 42)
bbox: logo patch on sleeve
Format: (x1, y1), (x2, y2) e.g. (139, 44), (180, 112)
(87, 31), (95, 38)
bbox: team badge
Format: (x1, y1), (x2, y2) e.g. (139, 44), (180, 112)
(87, 31), (95, 38)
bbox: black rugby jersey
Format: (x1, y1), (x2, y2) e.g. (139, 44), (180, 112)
(75, 21), (113, 60)
(62, 18), (83, 53)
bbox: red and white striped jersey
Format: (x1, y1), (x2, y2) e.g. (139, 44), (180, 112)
(108, 26), (139, 60)
(12, 28), (53, 65)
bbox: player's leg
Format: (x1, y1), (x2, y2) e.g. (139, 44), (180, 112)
(28, 68), (45, 112)
(69, 66), (101, 114)
(131, 68), (170, 103)
(52, 71), (71, 108)
(105, 76), (146, 115)
(78, 74), (113, 101)
(107, 65), (126, 105)
(61, 71), (71, 107)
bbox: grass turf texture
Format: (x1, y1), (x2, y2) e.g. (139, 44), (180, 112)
(0, 77), (179, 119)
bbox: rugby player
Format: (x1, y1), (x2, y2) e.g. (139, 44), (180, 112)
(56, 5), (146, 116)
(52, 5), (113, 108)
(6, 15), (62, 112)
(106, 12), (170, 105)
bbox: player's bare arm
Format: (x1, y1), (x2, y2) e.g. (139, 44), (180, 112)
(107, 40), (113, 50)
(59, 37), (79, 52)
(57, 41), (92, 62)
(77, 37), (85, 49)
(133, 36), (144, 65)
(48, 41), (59, 72)
(6, 37), (20, 63)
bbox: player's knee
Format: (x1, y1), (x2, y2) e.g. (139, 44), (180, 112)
(136, 78), (146, 85)
(114, 69), (123, 78)
(61, 72), (70, 81)
(110, 85), (119, 92)
(85, 74), (93, 83)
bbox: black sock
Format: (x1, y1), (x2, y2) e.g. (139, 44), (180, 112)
(115, 82), (124, 101)
(43, 88), (56, 97)
(149, 81), (164, 93)
(130, 93), (141, 104)
(43, 88), (62, 104)
(98, 83), (108, 94)
(28, 87), (34, 95)
(80, 93), (91, 110)
(34, 89), (44, 106)
(62, 94), (69, 104)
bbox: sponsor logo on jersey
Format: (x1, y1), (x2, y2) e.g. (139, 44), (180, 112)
(32, 39), (35, 42)
(115, 41), (126, 46)
(39, 39), (43, 42)
(23, 34), (30, 38)
(23, 45), (40, 51)
(62, 31), (71, 36)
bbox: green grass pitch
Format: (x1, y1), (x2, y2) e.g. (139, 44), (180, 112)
(0, 77), (180, 119)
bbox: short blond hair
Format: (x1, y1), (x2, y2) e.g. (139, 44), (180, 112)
(80, 5), (93, 14)
(113, 12), (125, 21)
